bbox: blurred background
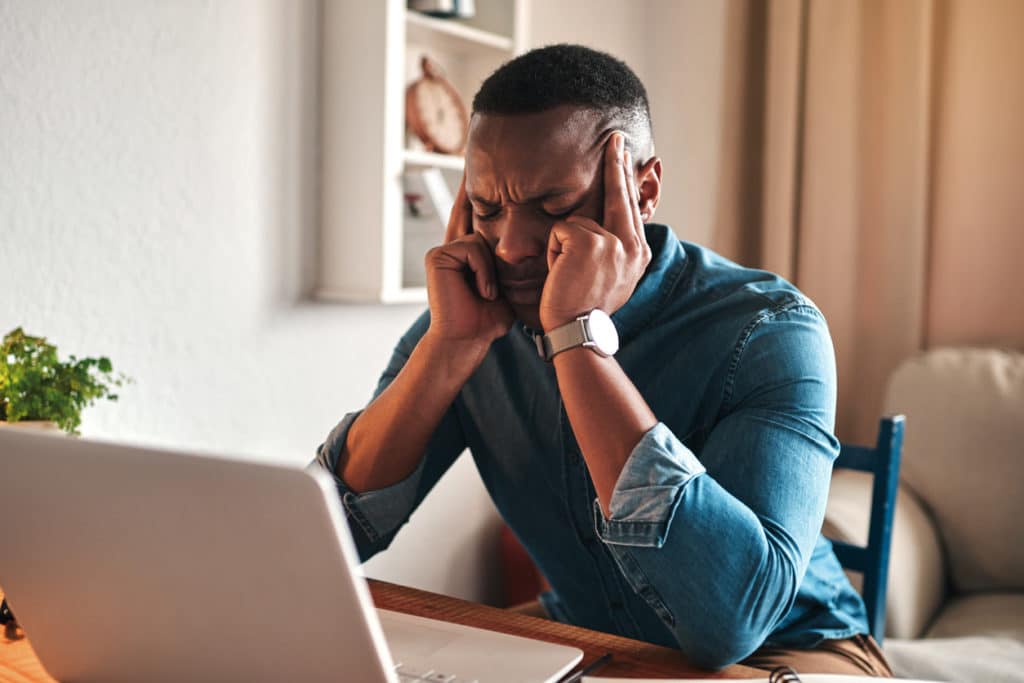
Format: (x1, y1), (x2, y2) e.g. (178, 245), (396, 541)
(2, 0), (1022, 606)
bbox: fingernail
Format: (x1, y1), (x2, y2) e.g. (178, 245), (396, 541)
(616, 133), (624, 153)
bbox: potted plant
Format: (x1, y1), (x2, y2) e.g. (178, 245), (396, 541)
(0, 327), (130, 435)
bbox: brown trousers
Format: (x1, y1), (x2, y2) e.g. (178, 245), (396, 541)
(741, 634), (894, 677)
(511, 599), (895, 677)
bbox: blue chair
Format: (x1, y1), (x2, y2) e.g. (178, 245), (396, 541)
(828, 415), (905, 644)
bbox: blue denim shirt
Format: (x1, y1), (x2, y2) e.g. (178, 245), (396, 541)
(312, 224), (868, 669)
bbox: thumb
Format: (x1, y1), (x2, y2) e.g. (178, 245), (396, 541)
(444, 173), (473, 244)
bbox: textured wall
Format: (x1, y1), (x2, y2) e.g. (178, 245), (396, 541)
(0, 0), (502, 603)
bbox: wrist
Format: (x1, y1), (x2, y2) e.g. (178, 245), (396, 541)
(540, 310), (584, 334)
(536, 309), (619, 362)
(550, 343), (612, 369)
(420, 329), (492, 372)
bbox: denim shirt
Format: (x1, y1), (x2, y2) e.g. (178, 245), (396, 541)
(312, 224), (869, 669)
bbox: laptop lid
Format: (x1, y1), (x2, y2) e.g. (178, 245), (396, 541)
(0, 428), (395, 683)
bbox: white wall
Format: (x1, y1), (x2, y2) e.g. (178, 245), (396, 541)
(646, 0), (729, 249)
(0, 0), (728, 604)
(0, 0), (503, 603)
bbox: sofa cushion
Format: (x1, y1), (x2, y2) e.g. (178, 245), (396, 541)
(884, 636), (1024, 683)
(926, 592), (1024, 641)
(882, 348), (1024, 592)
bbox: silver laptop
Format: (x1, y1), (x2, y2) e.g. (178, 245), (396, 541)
(0, 429), (583, 683)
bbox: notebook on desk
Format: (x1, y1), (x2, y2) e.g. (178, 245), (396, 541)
(586, 673), (945, 682)
(0, 429), (583, 683)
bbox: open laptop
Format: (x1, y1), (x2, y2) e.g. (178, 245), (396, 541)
(0, 429), (583, 683)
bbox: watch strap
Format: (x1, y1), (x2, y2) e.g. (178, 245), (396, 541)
(535, 316), (590, 361)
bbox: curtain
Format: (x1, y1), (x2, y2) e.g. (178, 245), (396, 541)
(712, 0), (1024, 444)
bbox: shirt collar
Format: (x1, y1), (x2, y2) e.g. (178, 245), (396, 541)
(611, 223), (688, 344)
(519, 223), (688, 346)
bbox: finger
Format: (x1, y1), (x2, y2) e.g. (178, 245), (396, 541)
(602, 132), (639, 249)
(562, 214), (605, 235)
(622, 153), (652, 267)
(444, 173), (473, 244)
(547, 218), (601, 271)
(432, 233), (498, 299)
(546, 221), (564, 272)
(624, 150), (645, 239)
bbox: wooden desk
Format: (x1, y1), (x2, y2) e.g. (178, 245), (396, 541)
(1, 581), (764, 680)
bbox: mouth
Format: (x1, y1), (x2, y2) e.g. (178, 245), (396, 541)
(499, 278), (545, 305)
(499, 278), (546, 290)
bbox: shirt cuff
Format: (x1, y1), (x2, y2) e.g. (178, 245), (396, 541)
(593, 421), (706, 548)
(308, 411), (427, 543)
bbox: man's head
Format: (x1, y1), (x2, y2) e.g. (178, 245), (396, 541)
(465, 44), (662, 328)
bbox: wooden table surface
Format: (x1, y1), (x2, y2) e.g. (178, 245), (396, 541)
(1, 581), (764, 680)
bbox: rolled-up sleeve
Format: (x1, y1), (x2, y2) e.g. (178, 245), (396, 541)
(594, 422), (706, 548)
(592, 303), (841, 669)
(307, 310), (467, 562)
(311, 410), (429, 544)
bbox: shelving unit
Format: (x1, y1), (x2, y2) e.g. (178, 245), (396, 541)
(317, 0), (529, 303)
(402, 149), (465, 171)
(405, 10), (514, 54)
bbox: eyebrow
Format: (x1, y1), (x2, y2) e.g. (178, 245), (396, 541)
(468, 187), (579, 207)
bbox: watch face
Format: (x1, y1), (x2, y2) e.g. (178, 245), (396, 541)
(587, 309), (619, 356)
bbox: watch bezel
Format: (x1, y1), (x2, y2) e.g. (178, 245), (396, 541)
(582, 309), (619, 357)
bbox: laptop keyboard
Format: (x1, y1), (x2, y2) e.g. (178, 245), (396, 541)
(394, 661), (478, 683)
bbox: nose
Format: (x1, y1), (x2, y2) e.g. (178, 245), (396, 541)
(490, 212), (548, 266)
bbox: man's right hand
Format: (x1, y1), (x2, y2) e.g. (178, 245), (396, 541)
(341, 176), (511, 494)
(424, 175), (514, 347)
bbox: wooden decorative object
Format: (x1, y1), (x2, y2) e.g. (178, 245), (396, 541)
(405, 55), (469, 154)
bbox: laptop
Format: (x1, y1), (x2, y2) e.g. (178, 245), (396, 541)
(0, 429), (583, 683)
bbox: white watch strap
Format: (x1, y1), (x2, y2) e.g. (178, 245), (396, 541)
(536, 317), (589, 361)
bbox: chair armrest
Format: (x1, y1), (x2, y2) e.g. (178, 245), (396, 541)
(824, 470), (948, 639)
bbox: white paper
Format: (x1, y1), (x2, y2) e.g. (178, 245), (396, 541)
(585, 676), (943, 683)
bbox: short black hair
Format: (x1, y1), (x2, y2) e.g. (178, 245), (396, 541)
(472, 44), (654, 159)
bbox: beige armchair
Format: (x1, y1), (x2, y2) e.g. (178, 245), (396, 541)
(824, 348), (1024, 681)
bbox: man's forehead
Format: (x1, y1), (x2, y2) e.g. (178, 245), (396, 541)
(466, 106), (610, 198)
(468, 105), (608, 154)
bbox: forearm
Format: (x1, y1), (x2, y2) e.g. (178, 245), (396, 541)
(341, 332), (487, 492)
(583, 410), (835, 667)
(596, 468), (803, 668)
(551, 347), (657, 517)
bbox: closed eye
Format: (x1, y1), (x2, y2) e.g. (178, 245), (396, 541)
(472, 205), (579, 221)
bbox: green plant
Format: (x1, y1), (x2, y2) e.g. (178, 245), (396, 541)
(0, 327), (131, 435)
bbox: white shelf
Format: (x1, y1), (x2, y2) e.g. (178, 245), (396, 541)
(405, 10), (514, 54)
(313, 285), (428, 305)
(318, 0), (527, 304)
(403, 149), (465, 171)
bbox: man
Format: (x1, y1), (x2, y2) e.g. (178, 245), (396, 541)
(314, 45), (893, 676)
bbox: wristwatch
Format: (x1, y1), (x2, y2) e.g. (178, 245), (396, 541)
(535, 309), (619, 361)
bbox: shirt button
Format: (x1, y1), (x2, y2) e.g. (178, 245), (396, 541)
(567, 451), (579, 465)
(610, 600), (624, 610)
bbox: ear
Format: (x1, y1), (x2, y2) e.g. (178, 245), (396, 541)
(634, 156), (662, 223)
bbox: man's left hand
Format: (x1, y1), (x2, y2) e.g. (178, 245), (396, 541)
(538, 131), (652, 331)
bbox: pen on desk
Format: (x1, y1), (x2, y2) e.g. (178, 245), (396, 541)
(559, 652), (612, 683)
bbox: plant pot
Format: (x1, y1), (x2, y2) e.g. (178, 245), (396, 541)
(0, 420), (61, 433)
